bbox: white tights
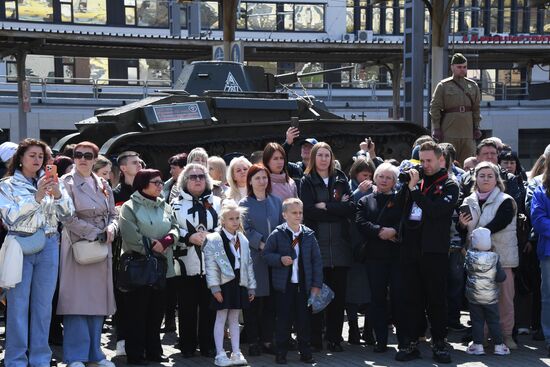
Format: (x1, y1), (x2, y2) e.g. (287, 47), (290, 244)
(214, 309), (241, 354)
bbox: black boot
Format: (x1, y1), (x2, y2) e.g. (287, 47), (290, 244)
(348, 319), (362, 345)
(361, 319), (375, 346)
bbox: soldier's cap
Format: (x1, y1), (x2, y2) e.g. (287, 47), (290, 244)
(451, 53), (467, 65)
(300, 138), (318, 146)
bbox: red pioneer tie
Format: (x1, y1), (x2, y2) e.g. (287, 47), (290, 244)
(233, 236), (240, 252)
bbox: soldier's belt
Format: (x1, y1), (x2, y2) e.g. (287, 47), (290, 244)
(444, 105), (472, 113)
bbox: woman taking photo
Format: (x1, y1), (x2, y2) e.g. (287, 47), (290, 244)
(172, 163), (221, 358)
(459, 161), (518, 350)
(300, 142), (355, 352)
(239, 164), (283, 356)
(57, 142), (118, 367)
(226, 156), (251, 202)
(356, 162), (405, 352)
(0, 138), (73, 367)
(119, 169), (179, 365)
(262, 142), (297, 201)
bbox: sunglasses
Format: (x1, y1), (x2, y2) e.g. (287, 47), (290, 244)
(189, 174), (206, 181)
(74, 151), (94, 160)
(149, 180), (164, 187)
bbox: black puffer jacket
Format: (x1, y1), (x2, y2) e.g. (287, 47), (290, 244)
(401, 169), (460, 257)
(300, 169), (356, 267)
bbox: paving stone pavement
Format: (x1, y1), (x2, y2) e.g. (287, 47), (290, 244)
(2, 313), (550, 367)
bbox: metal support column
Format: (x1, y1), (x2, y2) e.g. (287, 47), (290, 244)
(16, 51), (28, 141)
(169, 0), (183, 85)
(403, 0), (425, 125)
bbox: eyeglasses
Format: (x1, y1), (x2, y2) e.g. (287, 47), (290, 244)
(188, 174), (206, 181)
(149, 180), (164, 187)
(74, 151), (94, 160)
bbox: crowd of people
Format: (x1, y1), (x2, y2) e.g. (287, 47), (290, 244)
(0, 128), (550, 367)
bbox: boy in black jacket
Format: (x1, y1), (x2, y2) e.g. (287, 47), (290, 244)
(396, 141), (459, 364)
(263, 198), (323, 365)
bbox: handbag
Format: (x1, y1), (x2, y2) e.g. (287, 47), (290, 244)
(72, 239), (108, 265)
(116, 236), (168, 292)
(308, 283), (335, 314)
(13, 228), (46, 255)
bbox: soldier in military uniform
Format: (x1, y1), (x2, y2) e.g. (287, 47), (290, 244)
(430, 53), (482, 165)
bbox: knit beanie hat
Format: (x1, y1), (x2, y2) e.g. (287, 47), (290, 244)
(472, 227), (491, 251)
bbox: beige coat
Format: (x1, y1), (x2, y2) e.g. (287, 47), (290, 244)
(57, 170), (118, 316)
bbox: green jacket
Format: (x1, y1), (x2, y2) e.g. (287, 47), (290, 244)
(119, 191), (180, 278)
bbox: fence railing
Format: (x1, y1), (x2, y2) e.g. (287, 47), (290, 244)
(0, 76), (172, 102)
(0, 76), (532, 104)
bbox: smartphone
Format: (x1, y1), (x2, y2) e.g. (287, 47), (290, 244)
(45, 164), (58, 182)
(367, 137), (373, 150)
(459, 205), (472, 217)
(290, 117), (300, 129)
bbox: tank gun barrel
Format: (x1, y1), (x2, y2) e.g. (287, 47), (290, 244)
(275, 65), (354, 85)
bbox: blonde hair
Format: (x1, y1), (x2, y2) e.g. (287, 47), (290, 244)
(226, 156), (252, 201)
(187, 147), (208, 166)
(282, 197), (303, 212)
(473, 161), (505, 193)
(218, 199), (246, 232)
(207, 156), (227, 184)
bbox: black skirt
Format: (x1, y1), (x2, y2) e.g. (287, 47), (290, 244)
(210, 270), (250, 310)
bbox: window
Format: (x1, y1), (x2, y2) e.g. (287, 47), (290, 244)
(63, 57), (75, 83)
(201, 1), (220, 30)
(60, 0), (106, 24)
(5, 1), (17, 20)
(20, 0), (54, 22)
(294, 4), (324, 31)
(4, 0), (54, 22)
(346, 0), (354, 33)
(89, 57), (109, 84)
(283, 4), (324, 32)
(5, 55), (55, 82)
(139, 59), (170, 86)
(372, 5), (381, 34)
(124, 0), (168, 27)
(237, 3), (277, 31)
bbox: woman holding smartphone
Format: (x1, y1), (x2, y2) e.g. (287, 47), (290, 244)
(0, 139), (73, 367)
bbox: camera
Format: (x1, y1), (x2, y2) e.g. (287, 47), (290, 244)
(398, 165), (424, 183)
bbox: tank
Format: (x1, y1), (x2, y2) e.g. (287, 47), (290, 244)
(53, 61), (427, 170)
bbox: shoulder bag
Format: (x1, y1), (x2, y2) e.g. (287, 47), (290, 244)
(72, 238), (108, 265)
(13, 228), (46, 255)
(116, 236), (168, 292)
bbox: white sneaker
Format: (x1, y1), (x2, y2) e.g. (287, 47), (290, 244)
(494, 343), (511, 355)
(115, 340), (126, 357)
(215, 351), (232, 367)
(94, 359), (116, 367)
(68, 362), (85, 367)
(466, 342), (485, 355)
(229, 351), (248, 366)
